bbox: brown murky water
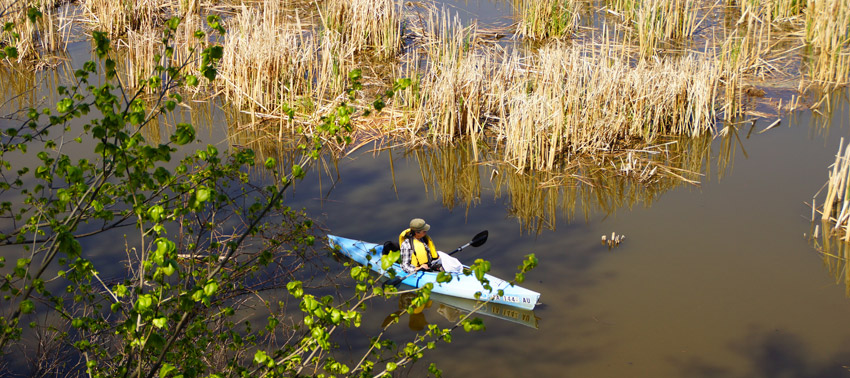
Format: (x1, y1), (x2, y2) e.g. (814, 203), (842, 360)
(300, 96), (850, 377)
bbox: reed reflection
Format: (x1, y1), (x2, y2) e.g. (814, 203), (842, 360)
(404, 134), (733, 234)
(812, 220), (850, 297)
(811, 140), (850, 297)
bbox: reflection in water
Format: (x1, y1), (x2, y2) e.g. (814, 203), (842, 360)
(0, 59), (76, 114)
(812, 220), (850, 297)
(383, 293), (434, 331)
(383, 291), (539, 331)
(404, 133), (736, 234)
(811, 137), (850, 296)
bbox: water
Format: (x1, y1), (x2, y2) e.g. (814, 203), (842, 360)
(289, 99), (850, 377)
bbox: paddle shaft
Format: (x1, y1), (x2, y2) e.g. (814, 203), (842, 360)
(448, 230), (488, 256)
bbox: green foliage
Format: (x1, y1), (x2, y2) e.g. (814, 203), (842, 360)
(0, 8), (537, 378)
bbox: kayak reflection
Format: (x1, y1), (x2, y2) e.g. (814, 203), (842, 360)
(382, 290), (540, 331)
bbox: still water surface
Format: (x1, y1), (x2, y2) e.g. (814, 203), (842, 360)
(294, 96), (850, 377)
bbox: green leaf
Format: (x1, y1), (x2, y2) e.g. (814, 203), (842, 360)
(20, 299), (34, 314)
(114, 284), (128, 297)
(152, 317), (167, 329)
(253, 350), (269, 365)
(136, 295), (153, 311)
(287, 281), (303, 298)
(159, 363), (177, 378)
(170, 123), (195, 145)
(148, 205), (164, 222)
(203, 281), (219, 297)
(381, 250), (399, 270)
(292, 164), (304, 179)
(3, 46), (18, 59)
(165, 16), (180, 31)
(27, 7), (42, 23)
(56, 98), (73, 113)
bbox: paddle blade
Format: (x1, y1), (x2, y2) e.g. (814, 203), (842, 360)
(469, 230), (488, 247)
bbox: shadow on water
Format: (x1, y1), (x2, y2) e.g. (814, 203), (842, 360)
(673, 327), (850, 378)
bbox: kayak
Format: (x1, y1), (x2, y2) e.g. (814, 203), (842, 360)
(328, 235), (541, 310)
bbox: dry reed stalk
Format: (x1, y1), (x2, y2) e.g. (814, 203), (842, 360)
(512, 0), (581, 40)
(218, 3), (321, 118)
(321, 0), (403, 59)
(81, 0), (164, 38)
(607, 0), (699, 58)
(803, 0), (850, 89)
(120, 24), (161, 90)
(494, 43), (719, 171)
(821, 138), (850, 233)
(735, 0), (806, 24)
(0, 0), (70, 64)
(116, 12), (206, 93)
(398, 9), (494, 159)
(714, 0), (806, 121)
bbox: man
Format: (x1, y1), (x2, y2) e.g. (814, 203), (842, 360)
(399, 218), (441, 273)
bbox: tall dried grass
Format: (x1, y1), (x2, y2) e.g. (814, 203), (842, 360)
(818, 138), (850, 236)
(498, 44), (719, 171)
(0, 0), (72, 64)
(606, 0), (700, 58)
(116, 12), (207, 94)
(320, 0), (403, 59)
(513, 0), (581, 40)
(217, 3), (320, 116)
(804, 0), (850, 89)
(80, 0), (164, 38)
(813, 138), (850, 296)
(394, 9), (493, 162)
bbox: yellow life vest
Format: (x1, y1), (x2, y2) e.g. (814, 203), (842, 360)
(398, 229), (438, 267)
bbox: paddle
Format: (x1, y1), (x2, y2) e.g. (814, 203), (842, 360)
(383, 230), (488, 288)
(448, 230), (488, 256)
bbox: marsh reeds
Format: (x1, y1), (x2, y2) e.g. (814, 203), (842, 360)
(803, 0), (850, 90)
(218, 3), (321, 118)
(513, 0), (581, 40)
(4, 0), (850, 182)
(395, 8), (494, 162)
(320, 0), (403, 59)
(0, 0), (72, 65)
(813, 138), (850, 296)
(818, 138), (850, 238)
(497, 43), (719, 171)
(80, 0), (163, 38)
(606, 0), (700, 58)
